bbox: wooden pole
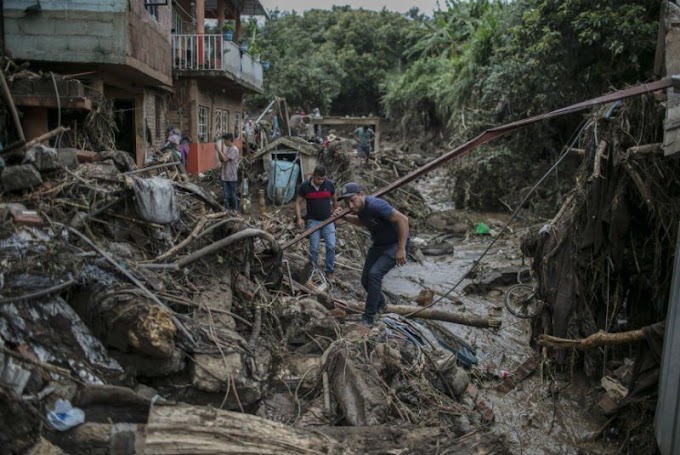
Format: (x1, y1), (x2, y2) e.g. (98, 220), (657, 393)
(0, 67), (26, 142)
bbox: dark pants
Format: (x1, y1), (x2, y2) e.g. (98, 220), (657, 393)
(361, 243), (399, 322)
(222, 180), (238, 210)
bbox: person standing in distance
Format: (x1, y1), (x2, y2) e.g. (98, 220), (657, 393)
(216, 132), (239, 211)
(353, 125), (375, 165)
(334, 182), (409, 326)
(296, 165), (338, 279)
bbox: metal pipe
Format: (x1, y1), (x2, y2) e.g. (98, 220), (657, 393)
(281, 78), (673, 250)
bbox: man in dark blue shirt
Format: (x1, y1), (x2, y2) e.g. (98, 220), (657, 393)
(335, 182), (410, 326)
(296, 165), (338, 278)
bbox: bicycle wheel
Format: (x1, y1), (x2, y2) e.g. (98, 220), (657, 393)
(504, 284), (542, 319)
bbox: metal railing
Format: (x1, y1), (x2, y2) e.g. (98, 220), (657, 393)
(172, 34), (263, 89)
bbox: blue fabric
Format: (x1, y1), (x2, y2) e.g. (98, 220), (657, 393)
(361, 243), (397, 322)
(358, 196), (398, 246)
(306, 219), (335, 273)
(223, 180), (239, 210)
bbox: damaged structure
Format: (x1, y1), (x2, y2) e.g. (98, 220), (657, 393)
(1, 0), (265, 170)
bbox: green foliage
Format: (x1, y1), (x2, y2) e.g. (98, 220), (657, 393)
(250, 7), (421, 114)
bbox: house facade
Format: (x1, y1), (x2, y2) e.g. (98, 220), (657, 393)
(169, 0), (265, 173)
(2, 0), (265, 171)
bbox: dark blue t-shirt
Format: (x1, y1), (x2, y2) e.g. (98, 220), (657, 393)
(358, 196), (398, 246)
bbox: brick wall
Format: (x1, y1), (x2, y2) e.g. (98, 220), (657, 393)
(143, 88), (170, 151)
(127, 0), (172, 81)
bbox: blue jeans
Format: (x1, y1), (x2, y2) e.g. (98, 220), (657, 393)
(306, 219), (335, 274)
(222, 180), (238, 210)
(361, 242), (406, 322)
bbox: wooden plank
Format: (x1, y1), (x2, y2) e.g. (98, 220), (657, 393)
(11, 95), (93, 111)
(308, 116), (380, 126)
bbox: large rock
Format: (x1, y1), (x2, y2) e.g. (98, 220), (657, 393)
(24, 145), (59, 171)
(1, 165), (42, 192)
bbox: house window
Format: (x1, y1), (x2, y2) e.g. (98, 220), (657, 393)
(214, 110), (223, 138)
(234, 112), (241, 138)
(198, 106), (209, 142)
(223, 111), (230, 135)
(145, 5), (159, 21)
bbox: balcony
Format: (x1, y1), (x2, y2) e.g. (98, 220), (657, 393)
(172, 34), (263, 92)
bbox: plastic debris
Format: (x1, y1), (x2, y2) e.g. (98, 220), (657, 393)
(475, 223), (490, 235)
(47, 399), (85, 431)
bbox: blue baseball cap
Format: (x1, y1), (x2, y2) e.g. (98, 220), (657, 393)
(338, 182), (363, 200)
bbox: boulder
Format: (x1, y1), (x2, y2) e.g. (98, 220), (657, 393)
(24, 145), (59, 171)
(1, 165), (42, 192)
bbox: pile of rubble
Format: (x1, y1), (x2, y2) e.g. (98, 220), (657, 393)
(0, 133), (510, 453)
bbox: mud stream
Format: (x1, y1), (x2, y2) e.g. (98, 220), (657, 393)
(381, 170), (616, 454)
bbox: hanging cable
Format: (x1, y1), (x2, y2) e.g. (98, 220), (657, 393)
(406, 118), (592, 317)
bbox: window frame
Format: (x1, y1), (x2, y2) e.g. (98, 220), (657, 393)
(198, 106), (210, 143)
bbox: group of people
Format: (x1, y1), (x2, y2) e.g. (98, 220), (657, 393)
(296, 165), (409, 327)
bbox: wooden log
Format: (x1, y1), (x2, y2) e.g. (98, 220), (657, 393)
(339, 299), (500, 328)
(70, 288), (177, 358)
(537, 329), (645, 350)
(142, 404), (508, 454)
(2, 126), (70, 155)
(143, 404), (334, 454)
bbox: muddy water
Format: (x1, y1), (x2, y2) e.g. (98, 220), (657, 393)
(383, 237), (616, 455)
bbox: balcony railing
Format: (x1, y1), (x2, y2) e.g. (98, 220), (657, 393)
(172, 34), (263, 89)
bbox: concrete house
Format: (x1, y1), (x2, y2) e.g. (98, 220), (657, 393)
(2, 0), (174, 165)
(169, 0), (267, 174)
(2, 0), (266, 171)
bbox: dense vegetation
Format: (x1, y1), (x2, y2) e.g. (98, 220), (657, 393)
(251, 0), (661, 209)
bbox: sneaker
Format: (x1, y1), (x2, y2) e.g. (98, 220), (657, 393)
(325, 272), (334, 281)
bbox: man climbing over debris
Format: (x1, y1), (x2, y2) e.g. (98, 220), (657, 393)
(296, 165), (338, 279)
(334, 182), (409, 327)
(216, 132), (239, 211)
(353, 125), (375, 165)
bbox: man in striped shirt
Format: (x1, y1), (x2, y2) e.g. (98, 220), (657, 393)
(295, 165), (338, 279)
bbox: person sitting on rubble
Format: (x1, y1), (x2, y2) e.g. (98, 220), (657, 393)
(289, 111), (305, 137)
(334, 182), (409, 327)
(353, 125), (375, 165)
(216, 132), (240, 211)
(296, 165), (338, 280)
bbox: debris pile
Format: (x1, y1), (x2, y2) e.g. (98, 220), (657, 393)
(525, 95), (678, 453)
(0, 134), (507, 453)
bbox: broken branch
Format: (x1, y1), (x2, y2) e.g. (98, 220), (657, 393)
(537, 329), (645, 350)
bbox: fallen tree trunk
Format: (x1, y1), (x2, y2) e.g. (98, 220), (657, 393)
(143, 404), (334, 454)
(70, 287), (177, 358)
(537, 329), (645, 350)
(142, 404), (507, 454)
(338, 300), (501, 328)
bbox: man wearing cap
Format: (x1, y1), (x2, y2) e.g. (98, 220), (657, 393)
(296, 165), (338, 279)
(335, 183), (409, 327)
